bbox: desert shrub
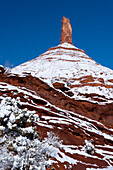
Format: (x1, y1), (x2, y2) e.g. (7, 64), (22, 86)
(0, 97), (62, 170)
(84, 140), (94, 155)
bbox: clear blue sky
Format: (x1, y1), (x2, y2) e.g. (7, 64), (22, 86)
(0, 0), (113, 70)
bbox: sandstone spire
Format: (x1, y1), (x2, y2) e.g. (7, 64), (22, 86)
(60, 17), (72, 44)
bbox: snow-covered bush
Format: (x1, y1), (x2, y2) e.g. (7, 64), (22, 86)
(4, 66), (11, 74)
(43, 131), (62, 148)
(0, 97), (39, 138)
(4, 61), (13, 74)
(0, 145), (14, 170)
(0, 97), (62, 169)
(11, 132), (61, 170)
(84, 140), (94, 155)
(0, 132), (61, 170)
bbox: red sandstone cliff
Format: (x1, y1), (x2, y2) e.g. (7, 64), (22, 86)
(0, 17), (113, 169)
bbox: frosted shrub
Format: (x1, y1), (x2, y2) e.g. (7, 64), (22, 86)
(4, 66), (11, 74)
(0, 97), (39, 138)
(9, 132), (62, 170)
(0, 97), (62, 169)
(0, 146), (14, 170)
(43, 132), (62, 148)
(84, 140), (94, 155)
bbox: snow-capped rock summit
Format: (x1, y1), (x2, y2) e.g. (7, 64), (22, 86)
(1, 17), (113, 169)
(12, 38), (113, 106)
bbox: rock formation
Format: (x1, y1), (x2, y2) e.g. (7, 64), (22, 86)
(0, 17), (113, 169)
(60, 16), (72, 44)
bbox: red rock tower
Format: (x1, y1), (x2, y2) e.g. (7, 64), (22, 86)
(60, 17), (72, 44)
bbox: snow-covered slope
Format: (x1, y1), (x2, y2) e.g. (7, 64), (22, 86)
(0, 79), (113, 169)
(1, 16), (113, 169)
(0, 39), (113, 168)
(12, 42), (113, 104)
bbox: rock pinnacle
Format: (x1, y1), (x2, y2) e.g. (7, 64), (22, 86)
(60, 17), (72, 44)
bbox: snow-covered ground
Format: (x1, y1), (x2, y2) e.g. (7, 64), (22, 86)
(0, 80), (113, 169)
(1, 42), (113, 169)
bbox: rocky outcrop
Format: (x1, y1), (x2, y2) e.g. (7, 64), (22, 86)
(0, 71), (113, 169)
(1, 17), (113, 169)
(1, 72), (113, 127)
(60, 17), (72, 44)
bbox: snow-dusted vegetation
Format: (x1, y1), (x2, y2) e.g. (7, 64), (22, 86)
(84, 140), (94, 155)
(0, 97), (62, 170)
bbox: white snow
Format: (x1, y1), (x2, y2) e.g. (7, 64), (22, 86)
(58, 42), (79, 49)
(11, 42), (113, 104)
(87, 167), (113, 170)
(0, 65), (4, 68)
(0, 126), (5, 131)
(0, 87), (113, 168)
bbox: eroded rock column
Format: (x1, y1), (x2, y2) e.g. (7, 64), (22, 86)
(60, 17), (72, 44)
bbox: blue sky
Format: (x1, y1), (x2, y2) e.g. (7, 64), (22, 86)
(0, 0), (113, 70)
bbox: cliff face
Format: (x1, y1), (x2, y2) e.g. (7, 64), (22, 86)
(0, 17), (113, 169)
